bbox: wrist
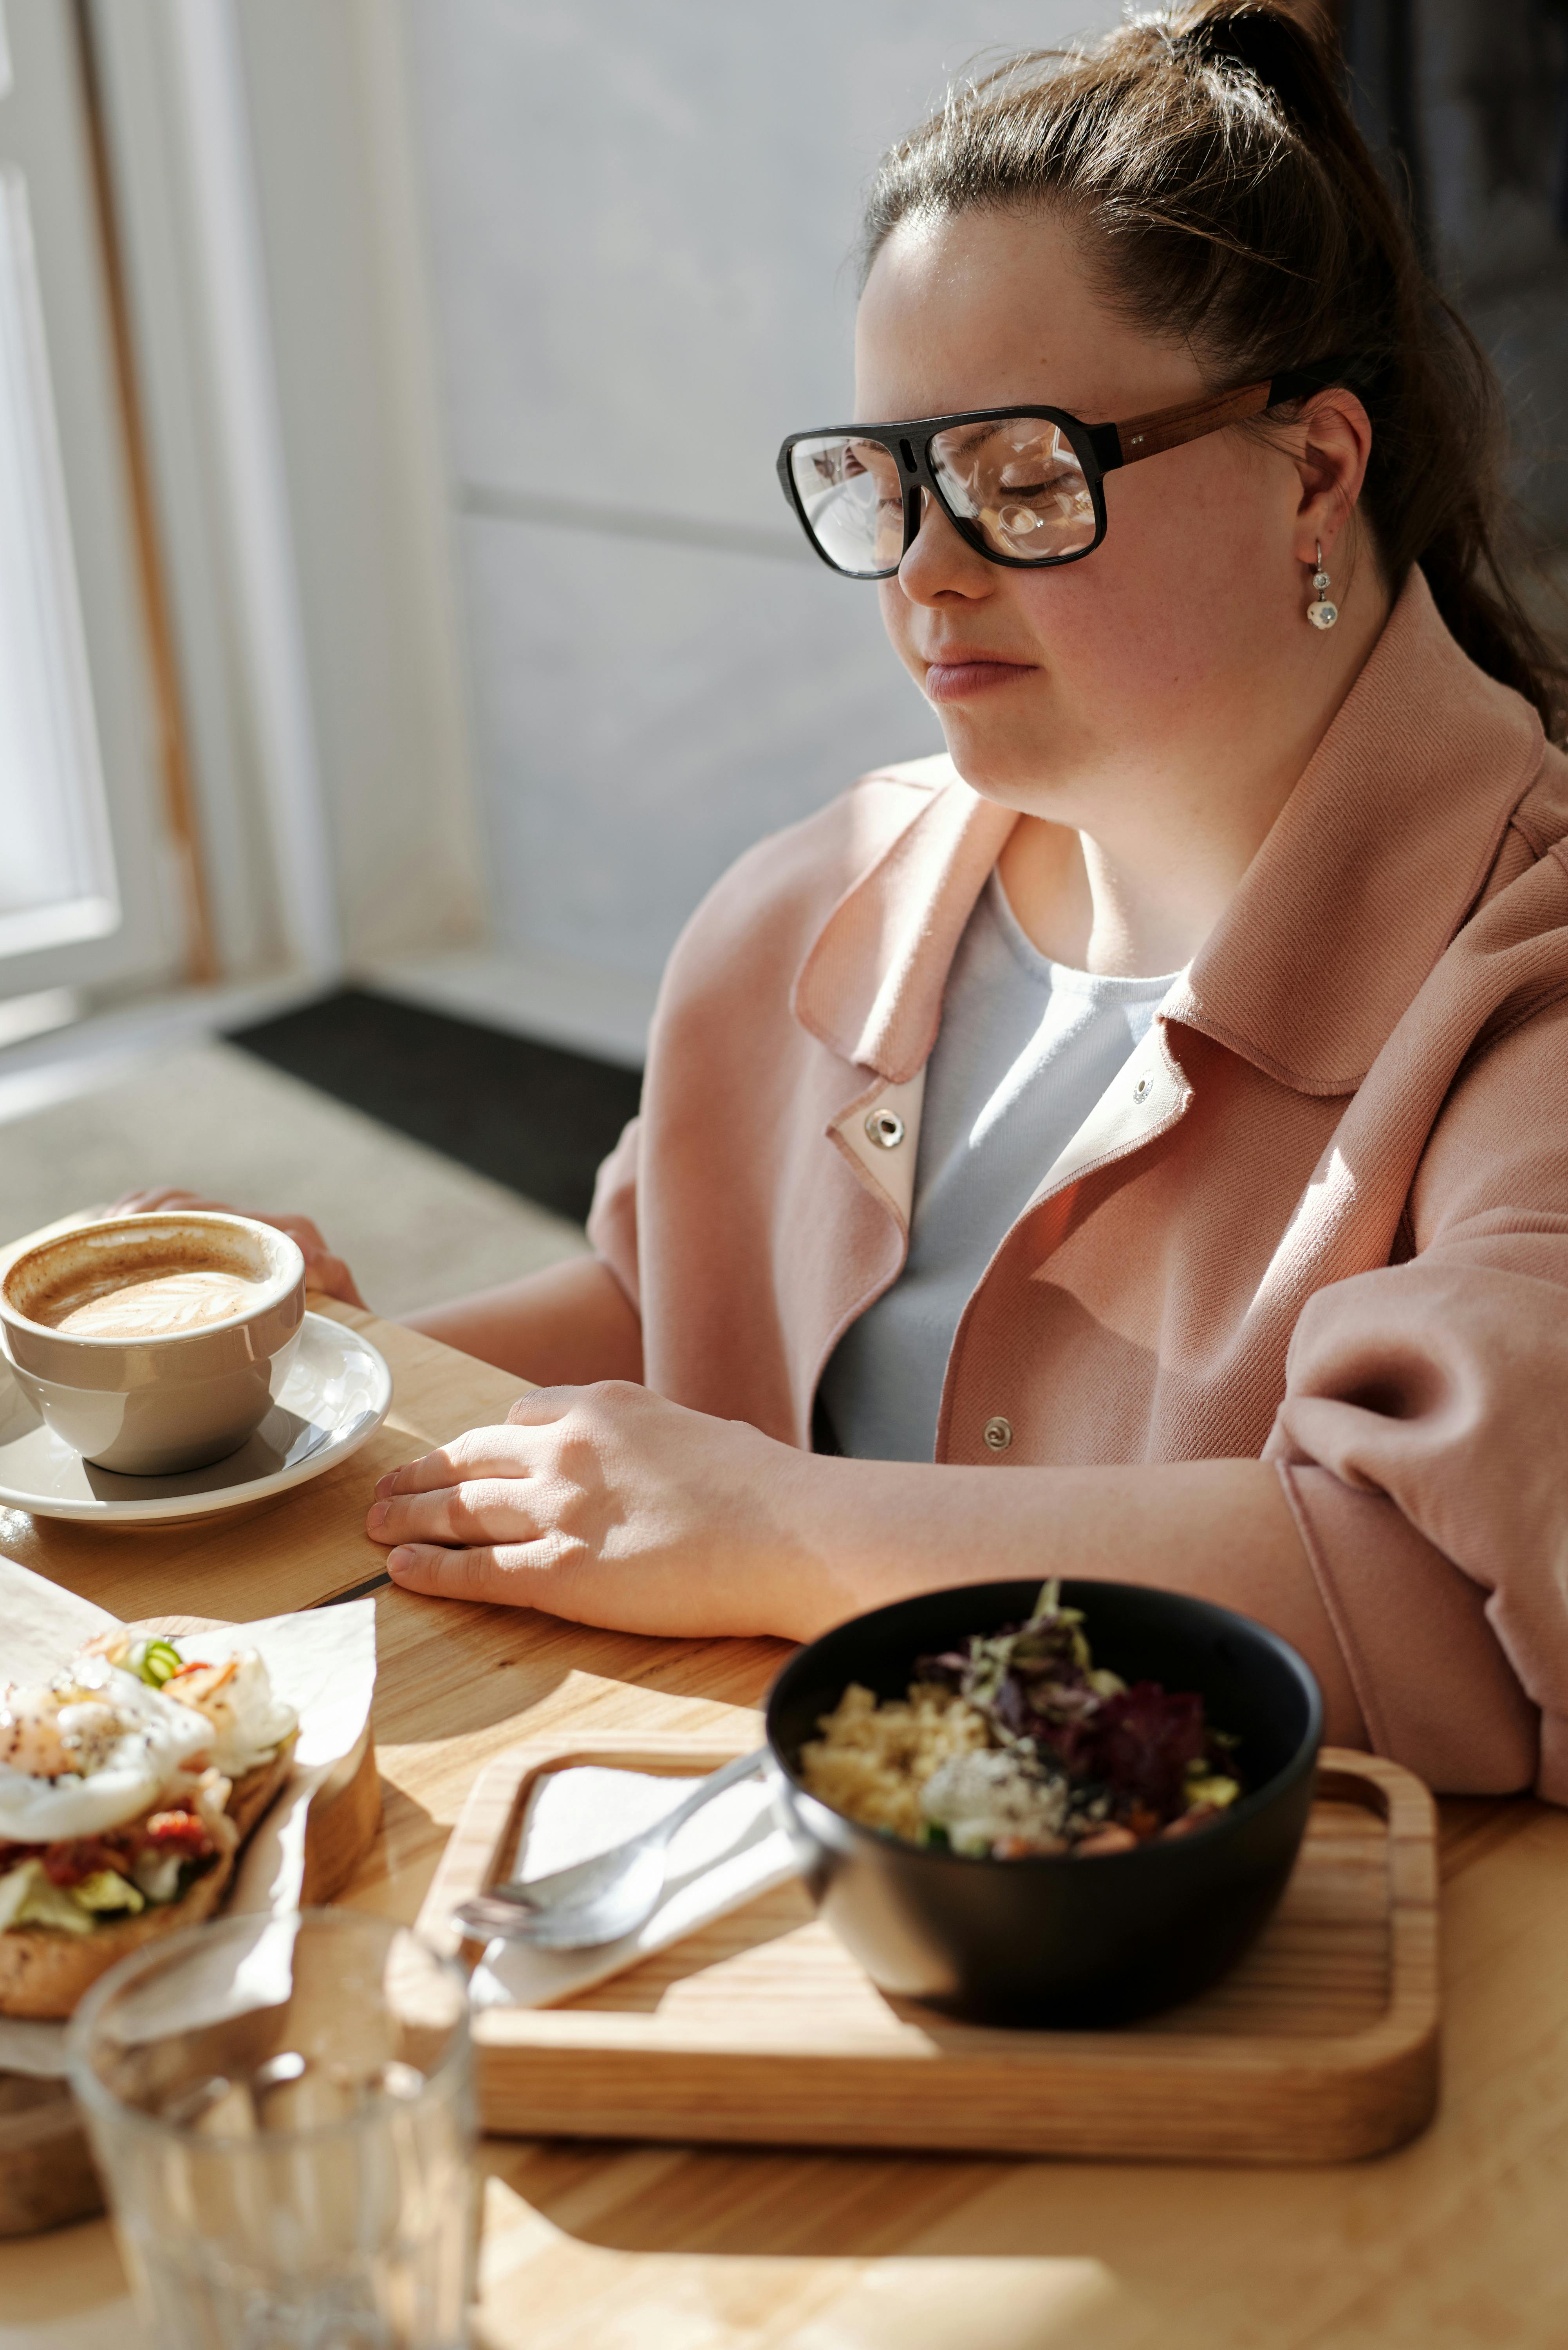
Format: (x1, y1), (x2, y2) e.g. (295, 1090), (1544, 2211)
(756, 1447), (917, 1642)
(717, 1433), (844, 1643)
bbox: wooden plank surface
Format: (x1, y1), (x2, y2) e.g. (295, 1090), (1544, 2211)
(2, 1306), (1566, 2348)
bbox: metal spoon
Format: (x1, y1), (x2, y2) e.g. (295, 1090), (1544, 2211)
(452, 1747), (769, 1950)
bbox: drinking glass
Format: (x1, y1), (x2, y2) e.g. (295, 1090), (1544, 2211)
(66, 1908), (476, 2350)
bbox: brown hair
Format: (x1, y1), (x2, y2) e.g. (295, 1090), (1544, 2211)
(862, 0), (1565, 737)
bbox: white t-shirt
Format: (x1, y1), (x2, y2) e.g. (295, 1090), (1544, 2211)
(818, 870), (1176, 1462)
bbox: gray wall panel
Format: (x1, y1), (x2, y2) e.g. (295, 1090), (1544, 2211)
(403, 3), (1119, 1003)
(459, 513), (939, 979)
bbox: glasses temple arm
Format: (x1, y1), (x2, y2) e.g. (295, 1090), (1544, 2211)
(1091, 380), (1274, 474)
(1093, 361), (1358, 474)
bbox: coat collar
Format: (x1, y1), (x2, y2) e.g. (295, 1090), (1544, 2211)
(790, 759), (1015, 1082)
(791, 571), (1545, 1095)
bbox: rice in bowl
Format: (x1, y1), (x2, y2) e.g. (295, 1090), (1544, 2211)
(799, 1682), (989, 1842)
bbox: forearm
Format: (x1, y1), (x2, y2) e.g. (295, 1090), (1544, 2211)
(403, 1255), (643, 1384)
(777, 1451), (1365, 1744)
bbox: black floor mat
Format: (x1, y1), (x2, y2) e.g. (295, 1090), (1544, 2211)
(226, 989), (642, 1226)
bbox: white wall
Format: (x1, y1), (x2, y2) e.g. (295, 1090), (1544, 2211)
(402, 2), (1120, 1017)
(94, 0), (486, 986)
(234, 0), (486, 969)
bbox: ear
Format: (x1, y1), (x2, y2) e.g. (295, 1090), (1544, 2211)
(1290, 390), (1373, 566)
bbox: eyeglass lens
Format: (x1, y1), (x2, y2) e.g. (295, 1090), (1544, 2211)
(788, 435), (905, 576)
(789, 418), (1097, 574)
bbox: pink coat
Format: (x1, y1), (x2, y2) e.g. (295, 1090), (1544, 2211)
(589, 572), (1568, 1800)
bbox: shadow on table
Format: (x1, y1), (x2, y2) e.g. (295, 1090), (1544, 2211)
(482, 2124), (1422, 2277)
(341, 1773), (452, 1919)
(485, 2136), (1015, 2255)
(374, 1591), (587, 1740)
(375, 1596), (787, 1746)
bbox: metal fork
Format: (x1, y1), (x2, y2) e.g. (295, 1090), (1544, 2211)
(452, 1747), (769, 1950)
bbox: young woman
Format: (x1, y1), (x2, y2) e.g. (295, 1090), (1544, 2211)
(134, 3), (1568, 1798)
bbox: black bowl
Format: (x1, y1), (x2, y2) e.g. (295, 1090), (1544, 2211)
(766, 1579), (1322, 2026)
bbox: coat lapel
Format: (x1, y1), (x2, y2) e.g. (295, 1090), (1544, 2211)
(791, 760), (1015, 1085)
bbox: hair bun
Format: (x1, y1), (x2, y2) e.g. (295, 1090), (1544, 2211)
(1167, 1), (1333, 121)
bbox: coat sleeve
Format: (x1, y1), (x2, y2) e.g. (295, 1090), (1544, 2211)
(585, 1115), (643, 1315)
(1265, 992), (1568, 1799)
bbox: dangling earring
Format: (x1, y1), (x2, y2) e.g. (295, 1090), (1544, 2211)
(1306, 541), (1338, 631)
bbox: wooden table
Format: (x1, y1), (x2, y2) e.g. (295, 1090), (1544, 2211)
(3, 1303), (1567, 2349)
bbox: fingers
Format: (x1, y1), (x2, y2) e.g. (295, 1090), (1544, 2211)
(230, 1213), (366, 1307)
(384, 1542), (535, 1604)
(371, 1392), (602, 1503)
(372, 1426), (540, 1503)
(369, 1389), (634, 1603)
(262, 1215), (336, 1266)
(298, 1248), (367, 1308)
(367, 1419), (569, 1554)
(385, 1538), (598, 1622)
(368, 1473), (546, 1549)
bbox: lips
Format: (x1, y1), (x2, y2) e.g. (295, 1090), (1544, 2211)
(922, 654), (1038, 704)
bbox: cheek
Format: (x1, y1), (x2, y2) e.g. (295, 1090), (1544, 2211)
(1019, 462), (1277, 696)
(876, 580), (921, 674)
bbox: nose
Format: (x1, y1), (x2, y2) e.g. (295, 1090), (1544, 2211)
(895, 487), (994, 606)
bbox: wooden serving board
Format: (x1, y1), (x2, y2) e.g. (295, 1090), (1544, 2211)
(0, 1614), (381, 2238)
(419, 1735), (1440, 2167)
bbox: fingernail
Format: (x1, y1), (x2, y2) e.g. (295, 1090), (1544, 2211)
(374, 1471), (396, 1499)
(367, 1501), (387, 1531)
(386, 1547), (413, 1576)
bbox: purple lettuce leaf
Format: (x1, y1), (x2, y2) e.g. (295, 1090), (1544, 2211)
(1078, 1683), (1209, 1821)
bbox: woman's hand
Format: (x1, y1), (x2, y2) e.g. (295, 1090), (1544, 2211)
(364, 1382), (818, 1637)
(109, 1188), (366, 1309)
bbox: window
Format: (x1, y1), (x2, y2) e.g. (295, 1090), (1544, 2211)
(0, 161), (117, 954)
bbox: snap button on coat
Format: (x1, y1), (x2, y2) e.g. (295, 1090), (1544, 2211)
(983, 1415), (1013, 1452)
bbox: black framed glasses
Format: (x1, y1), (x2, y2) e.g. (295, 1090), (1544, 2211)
(777, 366), (1348, 578)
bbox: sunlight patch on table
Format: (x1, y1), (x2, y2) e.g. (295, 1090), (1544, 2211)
(474, 2176), (1131, 2350)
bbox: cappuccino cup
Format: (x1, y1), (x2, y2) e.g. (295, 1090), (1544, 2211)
(0, 1213), (306, 1475)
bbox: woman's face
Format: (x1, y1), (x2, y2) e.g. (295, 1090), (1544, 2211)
(856, 207), (1346, 821)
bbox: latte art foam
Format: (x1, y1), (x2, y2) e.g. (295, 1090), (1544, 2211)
(36, 1264), (263, 1338)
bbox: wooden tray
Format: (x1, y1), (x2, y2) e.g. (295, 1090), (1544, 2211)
(0, 1615), (382, 2237)
(419, 1735), (1440, 2166)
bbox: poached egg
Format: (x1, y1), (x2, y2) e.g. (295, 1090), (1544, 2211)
(0, 1656), (213, 1845)
(162, 1650), (297, 1779)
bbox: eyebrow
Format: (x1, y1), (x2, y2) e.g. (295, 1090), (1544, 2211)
(937, 420), (1015, 461)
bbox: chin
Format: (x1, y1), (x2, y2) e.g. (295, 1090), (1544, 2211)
(931, 713), (1072, 812)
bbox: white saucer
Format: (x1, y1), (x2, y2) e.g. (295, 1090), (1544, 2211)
(0, 1311), (392, 1529)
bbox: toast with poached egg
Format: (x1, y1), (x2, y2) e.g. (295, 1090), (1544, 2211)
(0, 1634), (298, 2019)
